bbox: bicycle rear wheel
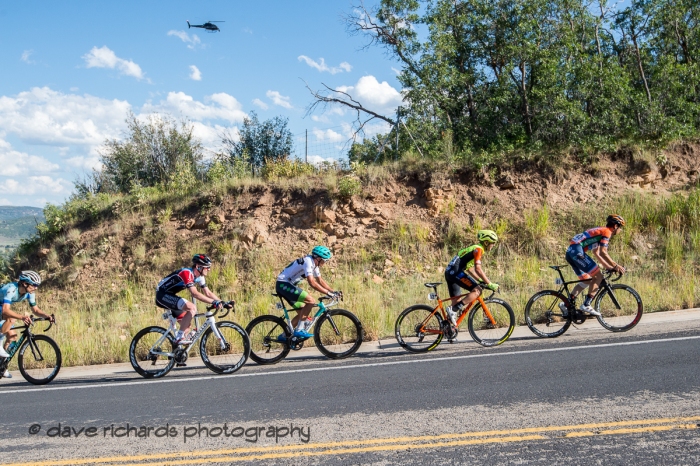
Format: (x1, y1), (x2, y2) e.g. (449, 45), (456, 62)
(524, 290), (572, 338)
(314, 309), (363, 359)
(200, 321), (250, 374)
(595, 284), (643, 332)
(467, 298), (515, 347)
(395, 304), (443, 353)
(246, 315), (291, 365)
(17, 335), (62, 385)
(129, 326), (176, 378)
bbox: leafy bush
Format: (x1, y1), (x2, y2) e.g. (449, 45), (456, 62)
(337, 176), (362, 199)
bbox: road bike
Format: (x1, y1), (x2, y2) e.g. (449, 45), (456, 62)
(395, 282), (515, 352)
(0, 316), (61, 385)
(246, 293), (363, 364)
(524, 265), (643, 338)
(129, 301), (250, 378)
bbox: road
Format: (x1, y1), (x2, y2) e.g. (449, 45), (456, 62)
(0, 310), (699, 465)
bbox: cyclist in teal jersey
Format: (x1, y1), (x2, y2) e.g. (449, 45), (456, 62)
(564, 214), (626, 316)
(0, 271), (54, 378)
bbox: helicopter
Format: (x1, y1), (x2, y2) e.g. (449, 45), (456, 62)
(186, 20), (224, 32)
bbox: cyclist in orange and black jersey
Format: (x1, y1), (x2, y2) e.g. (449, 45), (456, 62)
(444, 230), (499, 325)
(564, 214), (626, 316)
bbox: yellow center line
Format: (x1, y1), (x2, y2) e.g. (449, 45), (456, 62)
(4, 416), (699, 466)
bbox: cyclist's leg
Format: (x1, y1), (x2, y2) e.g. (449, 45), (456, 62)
(565, 245), (597, 300)
(156, 292), (191, 338)
(275, 281), (313, 329)
(452, 272), (481, 312)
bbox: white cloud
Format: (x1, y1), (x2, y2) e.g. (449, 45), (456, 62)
(0, 143), (60, 176)
(307, 155), (340, 165)
(312, 128), (344, 143)
(142, 92), (247, 124)
(0, 176), (71, 195)
(298, 56), (352, 74)
(266, 90), (292, 109)
(0, 198), (11, 205)
(337, 75), (403, 110)
(243, 27), (253, 34)
(21, 50), (34, 64)
(0, 87), (130, 146)
(168, 30), (202, 49)
(82, 46), (145, 80)
(66, 155), (101, 170)
(252, 98), (268, 110)
(189, 65), (202, 81)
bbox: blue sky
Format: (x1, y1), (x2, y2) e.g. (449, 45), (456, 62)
(0, 0), (403, 207)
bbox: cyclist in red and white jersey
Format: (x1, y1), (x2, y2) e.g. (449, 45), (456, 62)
(564, 215), (626, 316)
(156, 254), (229, 344)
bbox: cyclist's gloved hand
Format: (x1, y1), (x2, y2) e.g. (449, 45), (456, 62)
(212, 300), (223, 309)
(485, 283), (499, 292)
(223, 301), (234, 309)
(48, 314), (56, 324)
(331, 291), (343, 301)
(614, 264), (626, 274)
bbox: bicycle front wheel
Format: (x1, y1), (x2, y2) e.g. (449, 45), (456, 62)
(246, 315), (291, 365)
(595, 284), (643, 332)
(129, 326), (176, 378)
(200, 321), (250, 374)
(395, 304), (443, 353)
(17, 335), (62, 385)
(467, 298), (515, 347)
(314, 309), (363, 359)
(524, 290), (572, 338)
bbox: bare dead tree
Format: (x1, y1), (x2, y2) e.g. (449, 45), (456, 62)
(304, 81), (396, 141)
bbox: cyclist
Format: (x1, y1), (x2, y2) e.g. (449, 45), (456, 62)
(156, 254), (230, 345)
(444, 230), (500, 325)
(0, 271), (54, 379)
(563, 214), (626, 316)
(275, 246), (339, 339)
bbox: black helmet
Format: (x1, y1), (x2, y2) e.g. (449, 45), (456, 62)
(192, 254), (212, 267)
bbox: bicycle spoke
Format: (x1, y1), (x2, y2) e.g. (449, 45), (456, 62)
(314, 309), (363, 359)
(200, 322), (249, 374)
(395, 304), (443, 353)
(468, 299), (515, 347)
(524, 290), (571, 338)
(596, 284), (643, 332)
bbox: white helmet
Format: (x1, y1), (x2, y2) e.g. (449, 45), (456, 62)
(19, 270), (42, 286)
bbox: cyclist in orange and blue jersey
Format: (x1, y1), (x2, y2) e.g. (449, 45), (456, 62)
(564, 214), (626, 316)
(444, 230), (499, 325)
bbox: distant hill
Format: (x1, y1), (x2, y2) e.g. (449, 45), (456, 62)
(0, 206), (44, 246)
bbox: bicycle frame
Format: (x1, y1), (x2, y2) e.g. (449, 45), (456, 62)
(422, 285), (497, 333)
(275, 296), (339, 336)
(550, 266), (621, 310)
(148, 310), (227, 358)
(1, 319), (52, 370)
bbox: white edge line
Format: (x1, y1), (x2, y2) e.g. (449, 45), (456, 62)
(2, 335), (699, 395)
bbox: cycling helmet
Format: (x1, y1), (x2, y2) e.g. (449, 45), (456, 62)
(192, 254), (212, 267)
(606, 214), (626, 228)
(19, 270), (42, 287)
(311, 245), (333, 261)
(477, 229), (498, 244)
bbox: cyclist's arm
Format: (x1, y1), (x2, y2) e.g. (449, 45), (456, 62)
(187, 287), (219, 305)
(1, 304), (31, 325)
(592, 247), (615, 270)
(200, 286), (222, 303)
(29, 305), (52, 320)
(306, 275), (333, 295)
(470, 264), (492, 286)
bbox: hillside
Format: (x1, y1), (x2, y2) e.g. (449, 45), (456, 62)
(0, 206), (44, 247)
(10, 142), (700, 366)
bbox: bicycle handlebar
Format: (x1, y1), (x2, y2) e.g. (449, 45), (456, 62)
(603, 270), (623, 282)
(204, 300), (235, 318)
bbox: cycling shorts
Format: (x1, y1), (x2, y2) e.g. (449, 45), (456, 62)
(275, 281), (309, 309)
(565, 244), (600, 280)
(444, 270), (480, 298)
(155, 290), (189, 318)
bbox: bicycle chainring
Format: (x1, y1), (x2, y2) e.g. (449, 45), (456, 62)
(173, 347), (188, 364)
(288, 337), (305, 351)
(572, 310), (587, 325)
(442, 321), (458, 341)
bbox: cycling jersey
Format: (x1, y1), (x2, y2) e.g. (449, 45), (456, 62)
(0, 282), (36, 308)
(277, 256), (320, 286)
(446, 245), (484, 274)
(570, 227), (613, 252)
(156, 268), (206, 294)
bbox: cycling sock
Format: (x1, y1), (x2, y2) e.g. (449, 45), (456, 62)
(583, 295), (594, 307)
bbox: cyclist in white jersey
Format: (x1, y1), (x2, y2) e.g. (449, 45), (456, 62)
(0, 271), (54, 378)
(275, 246), (338, 339)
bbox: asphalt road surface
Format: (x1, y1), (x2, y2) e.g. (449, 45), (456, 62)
(0, 311), (699, 465)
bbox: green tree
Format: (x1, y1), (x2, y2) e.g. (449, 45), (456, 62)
(221, 112), (294, 173)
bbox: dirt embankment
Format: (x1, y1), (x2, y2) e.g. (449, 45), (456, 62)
(30, 142), (700, 289)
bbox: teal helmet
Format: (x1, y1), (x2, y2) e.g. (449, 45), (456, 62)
(311, 245), (332, 260)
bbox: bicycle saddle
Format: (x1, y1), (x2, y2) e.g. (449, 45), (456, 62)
(424, 282), (442, 288)
(549, 265), (569, 271)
